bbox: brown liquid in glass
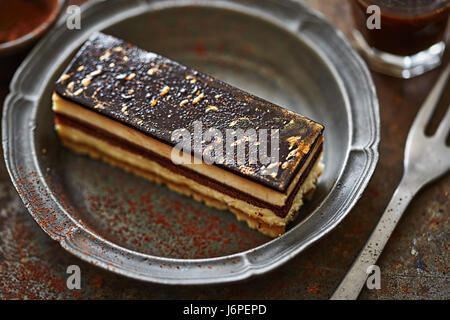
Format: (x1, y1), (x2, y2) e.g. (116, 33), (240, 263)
(352, 0), (450, 56)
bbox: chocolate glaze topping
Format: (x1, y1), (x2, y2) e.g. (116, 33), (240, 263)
(54, 33), (324, 193)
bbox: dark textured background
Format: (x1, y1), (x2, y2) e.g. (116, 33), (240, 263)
(0, 0), (448, 299)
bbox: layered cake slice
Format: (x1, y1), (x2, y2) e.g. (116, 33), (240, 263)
(53, 33), (324, 237)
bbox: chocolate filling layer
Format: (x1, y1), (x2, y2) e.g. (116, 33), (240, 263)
(55, 113), (322, 218)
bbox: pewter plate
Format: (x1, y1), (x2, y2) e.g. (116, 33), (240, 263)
(2, 0), (379, 284)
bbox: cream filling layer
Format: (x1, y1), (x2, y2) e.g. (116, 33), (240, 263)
(56, 123), (323, 227)
(53, 92), (321, 207)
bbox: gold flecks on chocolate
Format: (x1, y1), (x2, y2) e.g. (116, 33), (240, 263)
(92, 87), (101, 97)
(112, 46), (123, 52)
(88, 68), (102, 77)
(214, 94), (222, 99)
(286, 149), (297, 160)
(168, 114), (172, 118)
(121, 105), (128, 113)
(286, 144), (306, 161)
(94, 103), (103, 109)
(66, 81), (75, 91)
(81, 78), (91, 87)
(239, 165), (256, 176)
(160, 86), (170, 96)
(205, 105), (218, 113)
(128, 89), (135, 95)
(192, 92), (205, 104)
(147, 67), (158, 76)
(260, 163), (279, 177)
(109, 63), (115, 68)
(99, 50), (111, 61)
(190, 78), (197, 84)
(125, 73), (136, 80)
(282, 161), (289, 169)
(151, 99), (158, 106)
(186, 75), (193, 80)
(73, 88), (84, 96)
(60, 74), (71, 82)
(77, 65), (85, 72)
(301, 143), (310, 154)
(179, 99), (189, 107)
(287, 136), (302, 150)
(123, 56), (129, 62)
(286, 136), (310, 160)
(267, 163), (281, 176)
(229, 117), (250, 127)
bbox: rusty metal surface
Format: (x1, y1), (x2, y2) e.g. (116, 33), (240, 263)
(0, 0), (449, 299)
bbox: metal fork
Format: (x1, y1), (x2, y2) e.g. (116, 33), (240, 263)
(331, 63), (450, 300)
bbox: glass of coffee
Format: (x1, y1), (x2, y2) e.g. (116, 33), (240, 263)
(351, 0), (450, 78)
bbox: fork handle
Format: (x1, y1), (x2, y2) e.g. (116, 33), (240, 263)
(330, 175), (420, 300)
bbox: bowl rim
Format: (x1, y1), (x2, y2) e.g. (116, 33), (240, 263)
(2, 0), (380, 285)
